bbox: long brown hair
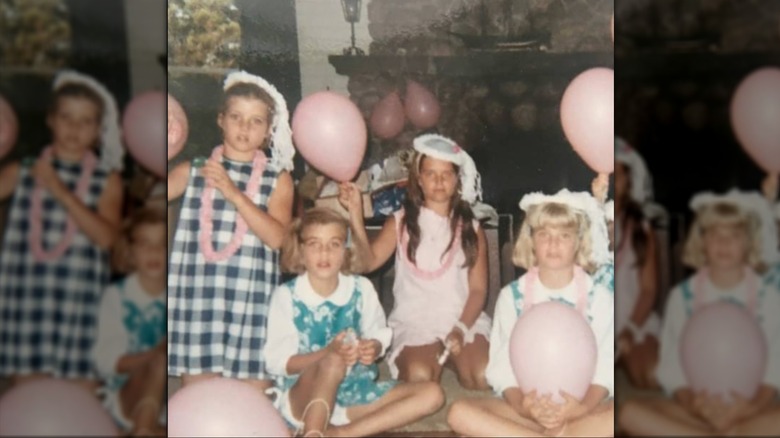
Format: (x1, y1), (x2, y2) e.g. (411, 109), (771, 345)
(402, 151), (478, 269)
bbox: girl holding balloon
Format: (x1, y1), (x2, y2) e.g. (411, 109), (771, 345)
(619, 190), (780, 435)
(0, 71), (124, 391)
(448, 189), (615, 437)
(613, 138), (662, 390)
(167, 71), (295, 393)
(264, 207), (444, 437)
(339, 134), (492, 391)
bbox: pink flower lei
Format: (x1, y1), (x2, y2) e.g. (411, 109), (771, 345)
(199, 145), (266, 263)
(29, 146), (97, 262)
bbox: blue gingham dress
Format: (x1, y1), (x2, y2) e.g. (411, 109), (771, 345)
(168, 153), (280, 380)
(0, 157), (111, 378)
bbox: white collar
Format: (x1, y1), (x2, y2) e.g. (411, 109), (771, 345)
(293, 272), (355, 307)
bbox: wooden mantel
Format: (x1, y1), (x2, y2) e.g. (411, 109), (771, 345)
(328, 52), (614, 78)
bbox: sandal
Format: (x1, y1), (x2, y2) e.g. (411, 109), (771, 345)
(295, 398), (331, 438)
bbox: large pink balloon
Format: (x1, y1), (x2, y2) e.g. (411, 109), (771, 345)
(0, 94), (18, 160)
(123, 91), (166, 177)
(0, 378), (118, 436)
(168, 378), (290, 437)
(730, 67), (780, 173)
(509, 302), (597, 403)
(405, 80), (441, 129)
(370, 91), (405, 139)
(681, 302), (767, 400)
(560, 68), (615, 173)
(292, 91), (367, 182)
(168, 93), (188, 160)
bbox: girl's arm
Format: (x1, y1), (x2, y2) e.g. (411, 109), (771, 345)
(230, 170), (294, 250)
(168, 160), (191, 201)
(0, 161), (20, 201)
(285, 331), (354, 375)
(46, 168), (123, 249)
(115, 343), (164, 374)
(459, 226), (489, 328)
(485, 286), (518, 395)
(339, 182), (396, 273)
(357, 277), (393, 364)
(628, 224), (659, 328)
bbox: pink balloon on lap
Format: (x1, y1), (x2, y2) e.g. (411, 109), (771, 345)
(560, 68), (615, 174)
(168, 93), (189, 160)
(509, 302), (597, 404)
(730, 67), (780, 173)
(168, 378), (290, 437)
(0, 94), (18, 160)
(292, 91), (367, 182)
(0, 378), (119, 436)
(681, 302), (767, 401)
(123, 91), (167, 177)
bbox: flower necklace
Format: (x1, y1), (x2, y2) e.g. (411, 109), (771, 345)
(199, 145), (266, 263)
(29, 146), (97, 262)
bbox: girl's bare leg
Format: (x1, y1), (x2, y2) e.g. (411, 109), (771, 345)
(619, 398), (714, 436)
(328, 382), (444, 437)
(447, 396), (547, 437)
(288, 352), (347, 436)
(449, 335), (490, 390)
(120, 349), (167, 436)
(395, 342), (443, 383)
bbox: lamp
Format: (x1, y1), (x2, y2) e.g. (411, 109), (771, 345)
(340, 0), (365, 55)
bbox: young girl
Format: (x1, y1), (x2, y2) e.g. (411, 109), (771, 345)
(619, 190), (780, 436)
(167, 71), (295, 392)
(339, 134), (492, 390)
(92, 206), (167, 437)
(0, 71), (124, 390)
(614, 139), (661, 389)
(448, 189), (615, 437)
(264, 207), (444, 437)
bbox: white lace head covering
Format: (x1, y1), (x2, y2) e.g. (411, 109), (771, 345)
(604, 199), (615, 222)
(223, 71), (295, 172)
(412, 133), (482, 204)
(690, 189), (778, 266)
(53, 70), (124, 171)
(519, 188), (611, 267)
(615, 137), (652, 204)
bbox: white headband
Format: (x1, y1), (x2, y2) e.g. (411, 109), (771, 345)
(412, 133), (482, 204)
(519, 188), (611, 267)
(615, 137), (652, 204)
(53, 70), (124, 171)
(690, 189), (778, 266)
(223, 71), (295, 172)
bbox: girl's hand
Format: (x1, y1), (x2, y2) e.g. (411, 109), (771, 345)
(712, 392), (755, 432)
(692, 391), (729, 430)
(444, 327), (465, 356)
(32, 159), (66, 199)
(357, 339), (381, 365)
(328, 331), (359, 367)
(201, 160), (241, 203)
(338, 182), (363, 219)
(617, 329), (634, 356)
(522, 391), (562, 430)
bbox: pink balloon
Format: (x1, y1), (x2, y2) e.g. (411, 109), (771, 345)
(168, 378), (290, 437)
(509, 302), (597, 403)
(404, 80), (441, 129)
(730, 67), (780, 173)
(0, 94), (18, 160)
(0, 378), (119, 436)
(560, 68), (615, 173)
(681, 302), (767, 400)
(168, 93), (188, 160)
(123, 91), (166, 177)
(292, 91), (367, 182)
(370, 91), (405, 139)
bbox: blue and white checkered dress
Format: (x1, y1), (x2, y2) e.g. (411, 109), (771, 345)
(168, 153), (281, 380)
(0, 158), (111, 378)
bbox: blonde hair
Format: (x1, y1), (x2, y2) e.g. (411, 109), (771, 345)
(111, 205), (167, 274)
(281, 207), (364, 275)
(682, 202), (765, 272)
(512, 202), (596, 273)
